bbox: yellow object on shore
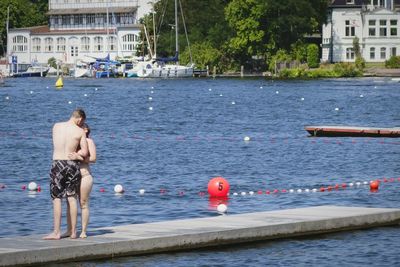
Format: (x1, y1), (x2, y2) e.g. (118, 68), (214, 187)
(55, 76), (63, 89)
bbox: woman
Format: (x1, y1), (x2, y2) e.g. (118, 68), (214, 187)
(66, 123), (96, 238)
(78, 123), (96, 238)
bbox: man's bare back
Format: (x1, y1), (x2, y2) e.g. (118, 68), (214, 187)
(53, 121), (88, 160)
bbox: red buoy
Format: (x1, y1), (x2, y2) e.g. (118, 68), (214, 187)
(207, 177), (230, 197)
(370, 180), (379, 191)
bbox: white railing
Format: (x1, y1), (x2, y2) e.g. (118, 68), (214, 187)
(49, 0), (139, 10)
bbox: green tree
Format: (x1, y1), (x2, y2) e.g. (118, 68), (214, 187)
(180, 41), (221, 69)
(0, 0), (48, 56)
(225, 0), (329, 66)
(307, 44), (319, 68)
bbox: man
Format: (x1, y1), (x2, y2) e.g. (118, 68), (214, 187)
(43, 108), (88, 240)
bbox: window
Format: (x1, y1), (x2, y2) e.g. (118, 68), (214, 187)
(370, 47), (375, 59)
(107, 36), (117, 51)
(346, 48), (355, 60)
(44, 37), (53, 52)
(81, 37), (90, 52)
(391, 47), (397, 56)
(345, 20), (355, 37)
(56, 37), (66, 52)
(12, 35), (28, 52)
(346, 0), (355, 4)
(94, 36), (103, 51)
(379, 20), (387, 37)
(390, 20), (397, 36)
(369, 0), (384, 6)
(380, 47), (386, 59)
(32, 38), (41, 52)
(122, 34), (138, 51)
(368, 20), (376, 36)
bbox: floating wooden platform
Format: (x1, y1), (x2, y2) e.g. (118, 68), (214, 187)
(305, 125), (400, 137)
(1, 206), (400, 266)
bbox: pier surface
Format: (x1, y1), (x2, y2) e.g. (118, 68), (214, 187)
(1, 205), (400, 266)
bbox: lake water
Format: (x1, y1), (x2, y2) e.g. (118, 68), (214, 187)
(0, 77), (399, 266)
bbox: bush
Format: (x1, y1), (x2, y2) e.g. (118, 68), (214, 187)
(268, 49), (292, 72)
(355, 56), (366, 70)
(333, 63), (362, 77)
(307, 44), (320, 68)
(385, 56), (400, 68)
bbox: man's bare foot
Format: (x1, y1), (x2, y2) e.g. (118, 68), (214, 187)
(70, 232), (77, 239)
(80, 232), (87, 239)
(61, 231), (71, 238)
(43, 232), (61, 240)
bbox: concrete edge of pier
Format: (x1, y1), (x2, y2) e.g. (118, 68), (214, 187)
(1, 205), (400, 266)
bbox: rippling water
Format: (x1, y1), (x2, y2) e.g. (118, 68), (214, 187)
(0, 77), (399, 266)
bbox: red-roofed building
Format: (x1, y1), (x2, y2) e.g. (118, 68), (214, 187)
(6, 0), (154, 67)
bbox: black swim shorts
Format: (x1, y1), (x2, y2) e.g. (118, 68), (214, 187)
(49, 160), (81, 199)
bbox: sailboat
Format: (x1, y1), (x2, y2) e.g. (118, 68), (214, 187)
(136, 0), (194, 78)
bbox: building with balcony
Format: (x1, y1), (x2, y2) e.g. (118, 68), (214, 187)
(7, 0), (155, 66)
(322, 0), (400, 62)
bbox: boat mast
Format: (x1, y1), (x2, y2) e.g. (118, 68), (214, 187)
(175, 0), (178, 64)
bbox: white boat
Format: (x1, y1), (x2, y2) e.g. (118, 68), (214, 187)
(137, 0), (194, 78)
(136, 60), (193, 78)
(11, 65), (49, 78)
(73, 61), (92, 78)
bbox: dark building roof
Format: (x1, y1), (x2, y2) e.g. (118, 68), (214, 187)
(330, 0), (400, 7)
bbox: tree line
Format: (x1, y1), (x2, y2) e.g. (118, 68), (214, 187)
(0, 0), (330, 73)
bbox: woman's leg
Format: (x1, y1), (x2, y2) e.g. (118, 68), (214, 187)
(80, 174), (93, 238)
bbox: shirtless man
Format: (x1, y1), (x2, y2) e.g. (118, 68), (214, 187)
(43, 108), (89, 240)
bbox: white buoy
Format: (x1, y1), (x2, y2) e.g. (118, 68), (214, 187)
(208, 88), (212, 91)
(363, 181), (368, 185)
(46, 86), (49, 89)
(244, 136), (251, 142)
(114, 184), (124, 193)
(289, 189), (294, 193)
(241, 192), (246, 196)
(149, 107), (153, 111)
(312, 188), (318, 192)
(356, 182), (361, 186)
(219, 94), (223, 97)
(150, 90), (154, 94)
(233, 192), (238, 196)
(5, 96), (9, 100)
(28, 182), (38, 191)
(305, 189), (310, 193)
(360, 94), (364, 98)
(335, 107), (339, 111)
(349, 183), (354, 187)
(301, 97), (305, 101)
(151, 86), (154, 89)
(68, 101), (72, 104)
(297, 189), (302, 193)
(275, 91), (279, 94)
(84, 94), (88, 97)
(149, 97), (153, 100)
(249, 191), (254, 195)
(231, 101), (236, 105)
(30, 91), (34, 94)
(217, 204), (228, 213)
(139, 189), (145, 195)
(95, 88), (98, 91)
(259, 86), (263, 89)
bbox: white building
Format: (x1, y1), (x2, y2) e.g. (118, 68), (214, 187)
(7, 0), (156, 67)
(322, 0), (400, 62)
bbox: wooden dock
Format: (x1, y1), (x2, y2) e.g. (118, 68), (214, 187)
(305, 125), (400, 137)
(1, 205), (400, 266)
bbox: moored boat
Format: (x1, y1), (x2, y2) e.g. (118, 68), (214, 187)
(305, 125), (400, 137)
(11, 65), (49, 78)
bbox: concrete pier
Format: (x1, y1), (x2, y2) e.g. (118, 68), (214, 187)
(1, 205), (400, 266)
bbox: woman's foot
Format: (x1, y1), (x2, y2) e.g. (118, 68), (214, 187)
(79, 232), (87, 239)
(70, 232), (77, 239)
